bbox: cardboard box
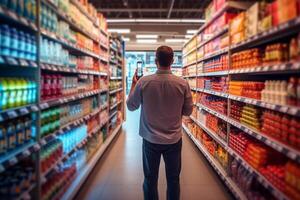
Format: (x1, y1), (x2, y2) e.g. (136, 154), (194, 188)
(246, 2), (259, 38)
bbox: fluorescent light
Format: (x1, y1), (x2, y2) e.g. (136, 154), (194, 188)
(136, 39), (157, 44)
(108, 28), (131, 33)
(122, 37), (130, 42)
(165, 39), (188, 43)
(185, 35), (193, 39)
(186, 29), (198, 34)
(107, 19), (205, 23)
(136, 34), (158, 39)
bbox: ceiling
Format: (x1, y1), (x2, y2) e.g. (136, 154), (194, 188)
(90, 0), (211, 50)
(91, 0), (210, 19)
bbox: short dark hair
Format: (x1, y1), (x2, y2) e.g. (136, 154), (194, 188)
(156, 46), (174, 67)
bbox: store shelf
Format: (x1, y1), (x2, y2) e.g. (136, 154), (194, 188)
(100, 104), (108, 111)
(0, 5), (37, 31)
(100, 42), (109, 50)
(197, 26), (229, 49)
(110, 76), (123, 80)
(228, 94), (300, 117)
(231, 16), (300, 52)
(42, 0), (99, 43)
(0, 55), (38, 68)
(0, 104), (39, 122)
(40, 107), (101, 145)
(0, 142), (40, 173)
(109, 88), (123, 94)
(110, 45), (118, 52)
(100, 89), (109, 93)
(183, 60), (197, 68)
(109, 111), (118, 119)
(41, 62), (103, 75)
(41, 29), (99, 59)
(39, 89), (102, 110)
(197, 47), (229, 63)
(229, 62), (300, 75)
(100, 56), (109, 63)
(70, 0), (98, 27)
(226, 148), (288, 200)
(190, 116), (227, 148)
(182, 124), (247, 200)
(183, 46), (197, 57)
(201, 89), (228, 98)
(110, 59), (118, 65)
(183, 74), (197, 78)
(17, 182), (36, 200)
(61, 123), (122, 200)
(101, 29), (108, 37)
(196, 103), (300, 163)
(110, 101), (123, 110)
(197, 70), (229, 77)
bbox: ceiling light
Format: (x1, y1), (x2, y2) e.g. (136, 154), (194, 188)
(186, 29), (198, 34)
(123, 37), (130, 42)
(136, 34), (158, 39)
(185, 35), (193, 39)
(136, 39), (157, 44)
(165, 39), (188, 43)
(107, 28), (131, 33)
(107, 19), (205, 23)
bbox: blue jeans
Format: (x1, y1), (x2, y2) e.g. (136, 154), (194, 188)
(143, 138), (182, 200)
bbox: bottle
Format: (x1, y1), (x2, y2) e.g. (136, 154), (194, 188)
(280, 81), (287, 105)
(0, 125), (7, 154)
(16, 0), (24, 16)
(10, 28), (19, 58)
(15, 79), (22, 107)
(16, 119), (25, 146)
(30, 0), (36, 22)
(287, 77), (297, 106)
(1, 25), (11, 57)
(7, 122), (16, 151)
(7, 78), (17, 109)
(297, 78), (300, 107)
(8, 0), (17, 12)
(19, 31), (26, 59)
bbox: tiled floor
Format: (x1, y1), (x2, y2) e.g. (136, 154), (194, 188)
(75, 109), (233, 200)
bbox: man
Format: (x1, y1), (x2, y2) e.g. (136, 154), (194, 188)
(126, 46), (193, 200)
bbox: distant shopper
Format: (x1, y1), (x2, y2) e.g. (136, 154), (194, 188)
(127, 46), (193, 200)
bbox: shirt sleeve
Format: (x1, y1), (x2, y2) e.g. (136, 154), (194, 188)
(126, 80), (142, 111)
(182, 81), (193, 116)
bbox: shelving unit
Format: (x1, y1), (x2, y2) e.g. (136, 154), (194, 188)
(182, 1), (300, 200)
(0, 1), (124, 199)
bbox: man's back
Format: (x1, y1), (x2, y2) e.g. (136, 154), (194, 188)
(127, 69), (193, 144)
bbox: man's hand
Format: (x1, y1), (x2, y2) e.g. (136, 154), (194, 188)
(129, 70), (138, 95)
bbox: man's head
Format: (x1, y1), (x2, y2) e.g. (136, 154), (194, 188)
(155, 46), (174, 69)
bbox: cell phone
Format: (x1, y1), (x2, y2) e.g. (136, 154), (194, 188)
(136, 61), (143, 79)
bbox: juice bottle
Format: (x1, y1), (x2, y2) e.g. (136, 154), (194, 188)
(8, 0), (17, 12)
(7, 122), (16, 151)
(20, 79), (27, 106)
(30, 0), (36, 22)
(24, 116), (32, 141)
(15, 79), (22, 107)
(25, 34), (31, 60)
(7, 78), (17, 109)
(19, 31), (26, 59)
(16, 119), (25, 146)
(11, 28), (19, 58)
(31, 80), (37, 103)
(1, 25), (11, 57)
(16, 0), (24, 17)
(0, 79), (3, 111)
(31, 35), (36, 60)
(44, 75), (51, 99)
(0, 124), (7, 154)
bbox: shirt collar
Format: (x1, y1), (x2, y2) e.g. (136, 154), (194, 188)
(156, 69), (172, 74)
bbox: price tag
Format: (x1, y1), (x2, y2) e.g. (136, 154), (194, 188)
(20, 108), (29, 115)
(23, 149), (30, 157)
(279, 106), (288, 113)
(6, 57), (18, 65)
(40, 139), (46, 146)
(7, 110), (17, 118)
(33, 144), (40, 151)
(288, 107), (298, 116)
(9, 11), (18, 20)
(287, 151), (297, 160)
(9, 157), (18, 165)
(266, 140), (272, 145)
(30, 61), (37, 68)
(20, 17), (28, 26)
(40, 103), (49, 109)
(256, 135), (262, 140)
(31, 105), (39, 112)
(19, 59), (28, 66)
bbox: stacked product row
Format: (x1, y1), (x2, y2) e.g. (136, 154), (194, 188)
(183, 0), (300, 200)
(0, 1), (124, 200)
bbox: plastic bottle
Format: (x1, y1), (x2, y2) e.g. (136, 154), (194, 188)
(0, 125), (6, 154)
(1, 25), (11, 57)
(10, 28), (19, 58)
(297, 78), (300, 106)
(16, 119), (25, 146)
(287, 77), (297, 106)
(8, 78), (17, 108)
(8, 0), (17, 12)
(0, 0), (8, 7)
(15, 79), (22, 107)
(24, 0), (31, 19)
(16, 0), (24, 16)
(25, 33), (31, 60)
(30, 0), (36, 22)
(7, 122), (16, 151)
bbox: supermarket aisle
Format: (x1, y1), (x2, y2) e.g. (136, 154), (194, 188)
(75, 109), (232, 200)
